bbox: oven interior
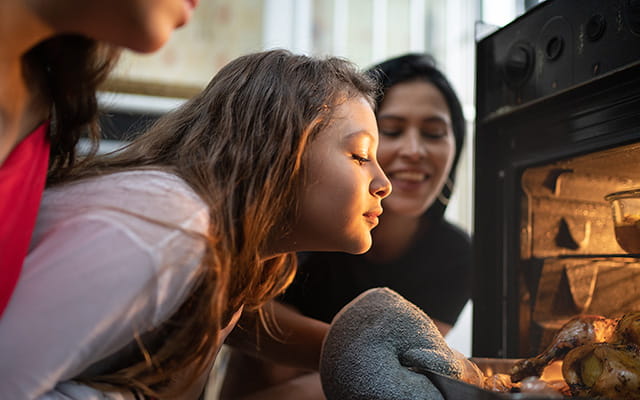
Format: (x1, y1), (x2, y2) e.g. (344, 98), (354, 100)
(518, 142), (640, 357)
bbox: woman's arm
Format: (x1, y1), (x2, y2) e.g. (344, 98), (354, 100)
(227, 372), (325, 400)
(226, 301), (329, 371)
(434, 319), (453, 336)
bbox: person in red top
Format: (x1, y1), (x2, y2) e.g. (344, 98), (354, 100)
(0, 0), (199, 318)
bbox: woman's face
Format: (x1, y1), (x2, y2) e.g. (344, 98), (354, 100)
(376, 80), (456, 218)
(30, 0), (197, 52)
(289, 96), (392, 255)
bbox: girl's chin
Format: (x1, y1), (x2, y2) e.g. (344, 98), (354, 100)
(342, 237), (372, 255)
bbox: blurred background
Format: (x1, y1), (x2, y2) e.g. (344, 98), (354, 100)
(98, 0), (547, 357)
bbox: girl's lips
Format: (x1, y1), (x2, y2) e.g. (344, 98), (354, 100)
(363, 209), (382, 227)
(363, 214), (379, 227)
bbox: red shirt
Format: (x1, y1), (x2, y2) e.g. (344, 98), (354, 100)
(0, 123), (50, 317)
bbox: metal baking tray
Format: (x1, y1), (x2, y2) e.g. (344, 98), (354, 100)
(422, 358), (595, 400)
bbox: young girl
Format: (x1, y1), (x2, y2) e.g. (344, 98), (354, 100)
(0, 50), (391, 399)
(0, 0), (198, 319)
(288, 53), (470, 335)
(220, 53), (470, 400)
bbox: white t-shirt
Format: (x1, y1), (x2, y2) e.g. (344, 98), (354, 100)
(0, 170), (210, 399)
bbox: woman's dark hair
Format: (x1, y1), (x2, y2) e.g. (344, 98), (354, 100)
(365, 53), (466, 221)
(23, 34), (121, 183)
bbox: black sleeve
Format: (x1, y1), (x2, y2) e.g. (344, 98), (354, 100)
(418, 221), (472, 325)
(281, 252), (360, 324)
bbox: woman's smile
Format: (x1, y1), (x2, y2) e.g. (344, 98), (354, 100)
(388, 169), (431, 192)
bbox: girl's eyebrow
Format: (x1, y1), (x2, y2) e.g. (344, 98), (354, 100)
(344, 130), (375, 140)
(342, 130), (376, 148)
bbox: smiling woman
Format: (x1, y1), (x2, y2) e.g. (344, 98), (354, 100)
(376, 79), (455, 218)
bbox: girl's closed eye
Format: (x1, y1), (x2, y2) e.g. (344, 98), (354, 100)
(352, 154), (371, 165)
(344, 131), (374, 165)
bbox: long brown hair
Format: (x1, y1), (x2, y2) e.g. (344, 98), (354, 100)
(22, 34), (120, 182)
(62, 49), (378, 396)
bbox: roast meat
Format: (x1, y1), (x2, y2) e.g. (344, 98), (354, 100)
(510, 315), (617, 382)
(562, 342), (640, 399)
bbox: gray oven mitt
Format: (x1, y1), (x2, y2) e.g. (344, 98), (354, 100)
(319, 287), (474, 400)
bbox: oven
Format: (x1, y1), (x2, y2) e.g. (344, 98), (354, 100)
(473, 0), (640, 365)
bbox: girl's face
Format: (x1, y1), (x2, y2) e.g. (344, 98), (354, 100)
(376, 80), (456, 218)
(30, 0), (197, 52)
(289, 96), (392, 255)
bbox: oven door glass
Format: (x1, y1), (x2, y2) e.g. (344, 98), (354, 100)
(518, 142), (640, 356)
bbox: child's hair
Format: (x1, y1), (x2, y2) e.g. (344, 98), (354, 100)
(23, 34), (121, 182)
(64, 49), (378, 396)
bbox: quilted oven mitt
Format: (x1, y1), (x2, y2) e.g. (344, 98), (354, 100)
(319, 287), (482, 400)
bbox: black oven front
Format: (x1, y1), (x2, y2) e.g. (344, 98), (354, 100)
(473, 0), (640, 360)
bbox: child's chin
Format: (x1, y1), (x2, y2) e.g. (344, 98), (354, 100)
(344, 238), (372, 255)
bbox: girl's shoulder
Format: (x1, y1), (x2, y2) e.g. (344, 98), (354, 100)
(35, 170), (210, 250)
(46, 169), (203, 206)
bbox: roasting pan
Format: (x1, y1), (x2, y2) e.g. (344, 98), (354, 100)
(422, 358), (596, 400)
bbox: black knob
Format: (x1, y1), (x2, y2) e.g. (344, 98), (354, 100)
(545, 36), (564, 60)
(586, 14), (606, 41)
(504, 42), (534, 87)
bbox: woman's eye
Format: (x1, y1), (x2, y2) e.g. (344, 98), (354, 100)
(421, 122), (449, 138)
(380, 130), (402, 137)
(422, 130), (447, 139)
(351, 154), (371, 165)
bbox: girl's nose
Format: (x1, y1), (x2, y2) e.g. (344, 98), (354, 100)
(371, 163), (392, 199)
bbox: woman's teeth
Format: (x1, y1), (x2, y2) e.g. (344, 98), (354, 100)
(392, 171), (426, 182)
